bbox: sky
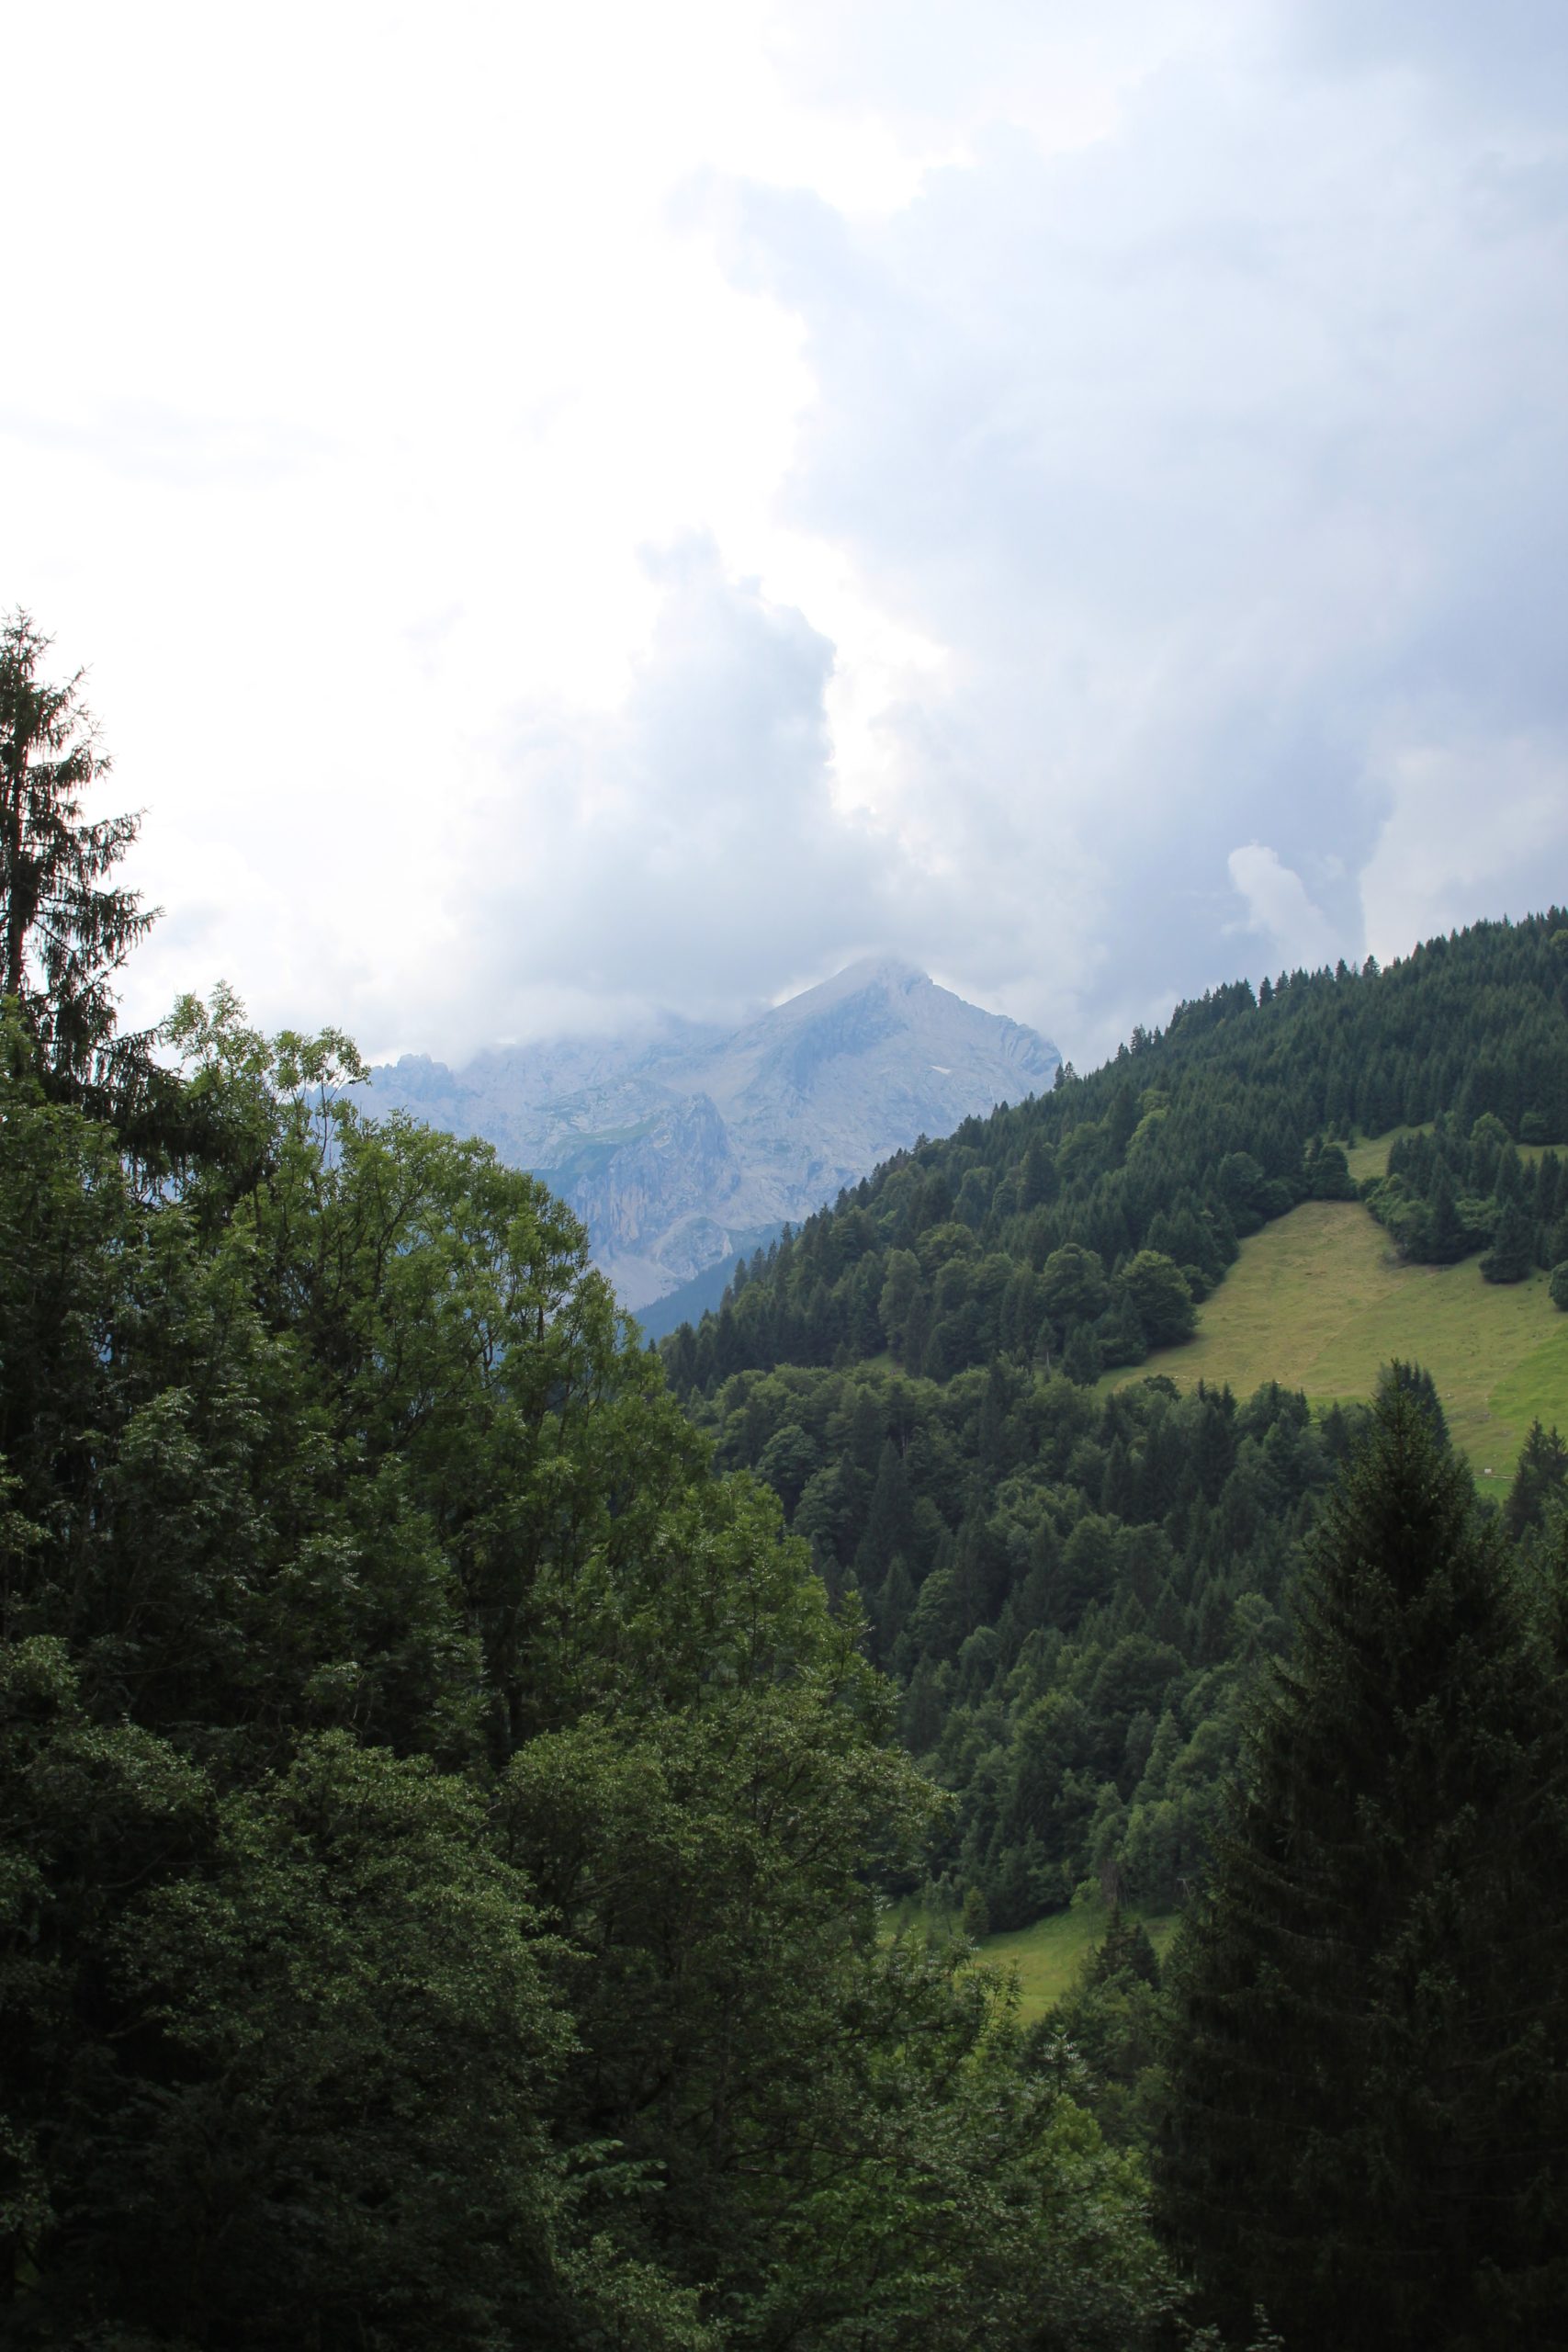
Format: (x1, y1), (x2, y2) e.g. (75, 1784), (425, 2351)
(5, 0), (1566, 1069)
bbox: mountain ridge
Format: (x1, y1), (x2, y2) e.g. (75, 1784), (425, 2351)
(367, 962), (1060, 1307)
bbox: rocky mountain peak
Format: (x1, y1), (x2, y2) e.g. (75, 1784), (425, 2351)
(367, 962), (1059, 1311)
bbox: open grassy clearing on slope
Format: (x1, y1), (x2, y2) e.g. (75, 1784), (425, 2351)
(1109, 1193), (1568, 1480)
(976, 1904), (1179, 2020)
(887, 1900), (1179, 2022)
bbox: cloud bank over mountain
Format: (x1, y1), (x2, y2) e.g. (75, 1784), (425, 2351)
(691, 0), (1568, 1049)
(369, 956), (1057, 1308)
(6, 1), (1565, 1067)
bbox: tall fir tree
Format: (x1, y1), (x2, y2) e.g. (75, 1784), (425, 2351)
(1481, 1193), (1533, 1283)
(1160, 1380), (1568, 2348)
(1505, 1419), (1568, 1542)
(0, 612), (155, 1111)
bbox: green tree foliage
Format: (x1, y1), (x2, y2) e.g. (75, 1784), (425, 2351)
(1041, 1242), (1111, 1328)
(729, 1939), (1176, 2352)
(1034, 1905), (1167, 2149)
(1306, 1138), (1357, 1199)
(0, 990), (1170, 2348)
(1117, 1250), (1195, 1348)
(1378, 1354), (1450, 1447)
(0, 613), (155, 1110)
(645, 915), (1568, 2331)
(661, 935), (1568, 1999)
(1503, 1418), (1568, 1542)
(667, 913), (1568, 1405)
(682, 1351), (1327, 1934)
(1160, 1383), (1568, 2347)
(15, 628), (1568, 2341)
(1367, 1111), (1564, 1275)
(1481, 1193), (1533, 1282)
(13, 1693), (575, 2346)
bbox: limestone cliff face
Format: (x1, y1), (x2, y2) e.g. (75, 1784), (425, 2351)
(368, 961), (1059, 1308)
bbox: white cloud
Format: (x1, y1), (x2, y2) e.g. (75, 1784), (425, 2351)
(690, 2), (1568, 1051)
(4, 0), (1566, 1073)
(1226, 845), (1340, 972)
(1359, 736), (1568, 964)
(415, 539), (939, 1058)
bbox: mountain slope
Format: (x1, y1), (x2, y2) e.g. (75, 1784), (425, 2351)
(661, 913), (1568, 1393)
(653, 912), (1568, 1947)
(1110, 1191), (1567, 1476)
(368, 960), (1058, 1306)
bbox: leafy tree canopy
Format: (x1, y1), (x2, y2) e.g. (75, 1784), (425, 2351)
(0, 980), (1171, 2348)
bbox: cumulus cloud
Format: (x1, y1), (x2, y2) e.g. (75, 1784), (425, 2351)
(1227, 845), (1340, 973)
(1359, 735), (1568, 958)
(430, 539), (945, 1055)
(7, 1), (1567, 1071)
(693, 0), (1568, 1052)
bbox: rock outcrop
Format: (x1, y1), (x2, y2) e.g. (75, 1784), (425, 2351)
(368, 960), (1059, 1308)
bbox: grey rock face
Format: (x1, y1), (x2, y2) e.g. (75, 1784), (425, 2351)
(367, 960), (1058, 1308)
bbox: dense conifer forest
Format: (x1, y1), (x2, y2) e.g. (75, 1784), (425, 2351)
(5, 618), (1568, 2346)
(660, 917), (1568, 1944)
(663, 914), (1568, 1401)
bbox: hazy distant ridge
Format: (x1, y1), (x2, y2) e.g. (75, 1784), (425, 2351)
(368, 959), (1059, 1307)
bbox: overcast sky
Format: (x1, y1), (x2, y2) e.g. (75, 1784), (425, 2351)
(6, 0), (1566, 1066)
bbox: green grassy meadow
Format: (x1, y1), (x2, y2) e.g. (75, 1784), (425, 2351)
(887, 1900), (1179, 2023)
(1106, 1140), (1568, 1478)
(975, 1904), (1179, 2019)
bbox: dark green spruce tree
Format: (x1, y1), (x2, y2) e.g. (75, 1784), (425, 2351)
(1505, 1419), (1568, 1542)
(1160, 1374), (1568, 2348)
(0, 610), (154, 1112)
(1480, 1194), (1533, 1283)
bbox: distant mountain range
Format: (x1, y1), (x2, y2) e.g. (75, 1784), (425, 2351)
(367, 959), (1059, 1317)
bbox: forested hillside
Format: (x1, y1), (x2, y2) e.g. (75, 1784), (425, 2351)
(664, 915), (1568, 1399)
(1, 1001), (1179, 2347)
(660, 918), (1568, 1930)
(0, 619), (1170, 2349)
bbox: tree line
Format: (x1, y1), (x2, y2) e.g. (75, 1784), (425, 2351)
(660, 913), (1568, 1398)
(1365, 1109), (1568, 1286)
